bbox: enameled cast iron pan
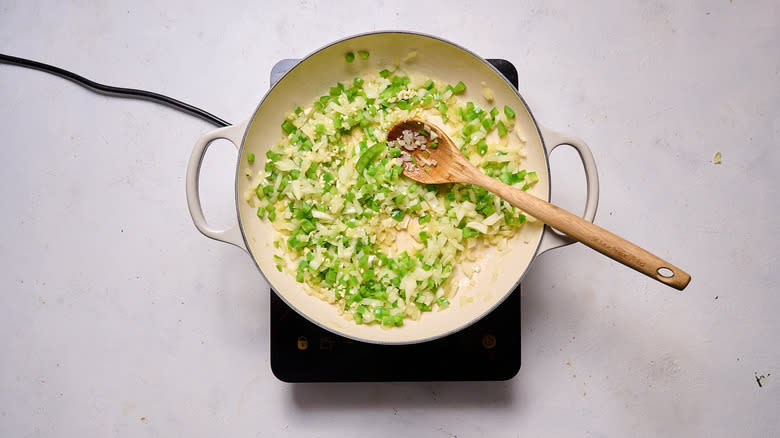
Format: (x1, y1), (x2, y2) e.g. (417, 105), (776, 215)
(186, 31), (599, 344)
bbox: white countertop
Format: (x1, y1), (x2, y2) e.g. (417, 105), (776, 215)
(1, 1), (778, 436)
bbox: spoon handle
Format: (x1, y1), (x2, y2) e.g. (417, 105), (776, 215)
(473, 173), (691, 290)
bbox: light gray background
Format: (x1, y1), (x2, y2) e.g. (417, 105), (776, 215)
(1, 1), (778, 436)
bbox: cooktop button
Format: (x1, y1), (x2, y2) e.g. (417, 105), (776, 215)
(482, 334), (497, 349)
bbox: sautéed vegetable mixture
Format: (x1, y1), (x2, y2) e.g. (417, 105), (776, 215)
(246, 61), (538, 327)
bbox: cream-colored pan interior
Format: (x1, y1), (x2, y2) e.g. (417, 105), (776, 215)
(236, 32), (549, 344)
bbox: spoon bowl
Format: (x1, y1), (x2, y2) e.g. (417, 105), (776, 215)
(386, 119), (477, 185)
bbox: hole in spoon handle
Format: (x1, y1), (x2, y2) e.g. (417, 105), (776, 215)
(653, 265), (691, 291)
(657, 267), (674, 278)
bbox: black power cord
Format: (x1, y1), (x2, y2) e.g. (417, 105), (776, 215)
(0, 53), (230, 127)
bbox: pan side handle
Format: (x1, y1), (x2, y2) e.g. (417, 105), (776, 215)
(537, 126), (600, 254)
(186, 120), (249, 252)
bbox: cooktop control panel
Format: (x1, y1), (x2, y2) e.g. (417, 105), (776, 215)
(270, 285), (521, 382)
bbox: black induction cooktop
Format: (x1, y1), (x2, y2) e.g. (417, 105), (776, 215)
(269, 58), (522, 382)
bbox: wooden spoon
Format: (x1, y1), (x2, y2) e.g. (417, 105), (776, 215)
(387, 119), (691, 291)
